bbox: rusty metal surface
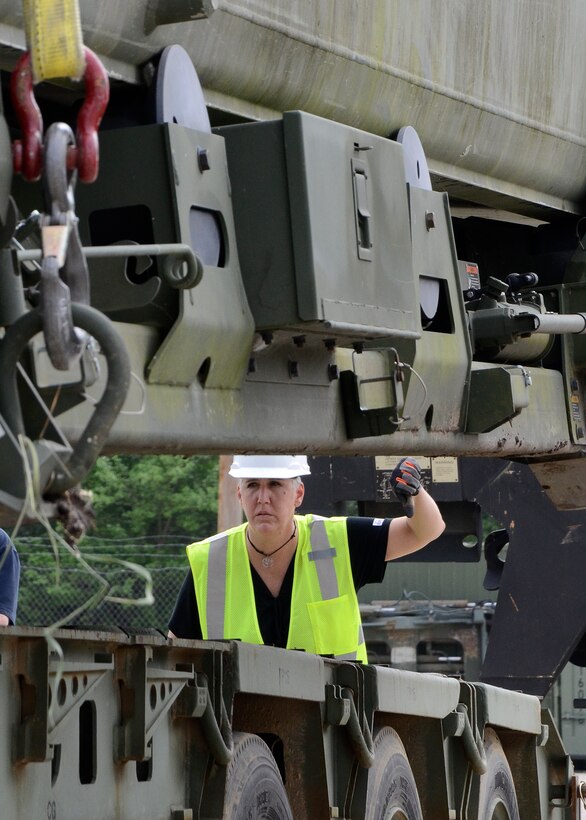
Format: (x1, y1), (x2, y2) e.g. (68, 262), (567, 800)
(232, 693), (330, 818)
(0, 627), (572, 818)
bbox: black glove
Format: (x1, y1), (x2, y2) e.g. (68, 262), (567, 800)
(390, 457), (422, 518)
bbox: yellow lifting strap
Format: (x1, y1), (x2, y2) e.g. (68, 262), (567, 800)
(22, 0), (85, 82)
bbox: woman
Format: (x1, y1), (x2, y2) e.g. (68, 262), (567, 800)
(168, 455), (445, 661)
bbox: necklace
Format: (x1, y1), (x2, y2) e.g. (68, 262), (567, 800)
(246, 522), (297, 568)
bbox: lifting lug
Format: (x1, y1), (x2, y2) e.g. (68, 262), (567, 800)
(11, 47), (109, 183)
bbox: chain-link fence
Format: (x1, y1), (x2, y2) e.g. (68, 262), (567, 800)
(14, 535), (193, 633)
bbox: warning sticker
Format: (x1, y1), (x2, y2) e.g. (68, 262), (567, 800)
(430, 457), (459, 483)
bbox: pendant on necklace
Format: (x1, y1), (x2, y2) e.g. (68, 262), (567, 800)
(262, 556), (274, 568)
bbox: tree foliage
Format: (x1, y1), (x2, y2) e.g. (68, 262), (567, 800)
(15, 455), (220, 629)
(84, 454), (219, 540)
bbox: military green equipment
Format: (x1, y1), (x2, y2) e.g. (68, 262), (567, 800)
(3, 7), (586, 511)
(0, 1), (585, 816)
(0, 626), (575, 820)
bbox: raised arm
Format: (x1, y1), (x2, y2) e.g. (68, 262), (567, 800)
(386, 487), (445, 560)
(384, 458), (445, 561)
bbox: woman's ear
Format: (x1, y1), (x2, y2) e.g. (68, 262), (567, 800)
(295, 481), (305, 508)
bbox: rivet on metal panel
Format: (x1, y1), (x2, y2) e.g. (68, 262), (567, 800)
(197, 147), (211, 172)
(328, 364), (339, 382)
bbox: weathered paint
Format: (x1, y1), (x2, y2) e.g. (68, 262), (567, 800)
(2, 0), (585, 214)
(0, 627), (572, 818)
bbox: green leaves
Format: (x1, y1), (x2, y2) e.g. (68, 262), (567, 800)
(15, 455), (220, 630)
(85, 455), (219, 539)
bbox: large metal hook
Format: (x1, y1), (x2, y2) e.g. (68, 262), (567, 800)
(0, 303), (130, 496)
(39, 122), (90, 370)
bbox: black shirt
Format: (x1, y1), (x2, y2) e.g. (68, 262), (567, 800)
(168, 516), (390, 645)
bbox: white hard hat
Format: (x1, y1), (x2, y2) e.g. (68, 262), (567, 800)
(229, 455), (311, 479)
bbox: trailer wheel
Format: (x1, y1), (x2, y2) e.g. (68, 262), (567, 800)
(365, 727), (423, 819)
(223, 731), (293, 819)
(477, 728), (520, 820)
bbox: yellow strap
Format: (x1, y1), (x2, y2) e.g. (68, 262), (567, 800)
(23, 0), (85, 82)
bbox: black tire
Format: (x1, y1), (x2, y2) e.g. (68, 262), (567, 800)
(477, 728), (520, 820)
(223, 731), (293, 819)
(365, 727), (423, 820)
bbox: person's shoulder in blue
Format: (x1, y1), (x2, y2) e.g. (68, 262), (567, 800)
(0, 529), (20, 625)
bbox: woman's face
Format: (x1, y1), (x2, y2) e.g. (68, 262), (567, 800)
(237, 478), (305, 536)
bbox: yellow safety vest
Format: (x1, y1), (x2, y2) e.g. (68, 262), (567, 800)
(187, 514), (367, 662)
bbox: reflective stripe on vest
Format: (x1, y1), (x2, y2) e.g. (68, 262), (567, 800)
(188, 526), (263, 643)
(306, 517), (364, 661)
(187, 515), (367, 662)
(206, 533), (229, 638)
(307, 517), (339, 598)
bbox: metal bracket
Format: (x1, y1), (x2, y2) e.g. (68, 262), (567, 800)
(114, 645), (195, 762)
(325, 684), (352, 726)
(442, 709), (466, 739)
(339, 347), (407, 438)
(14, 638), (113, 764)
